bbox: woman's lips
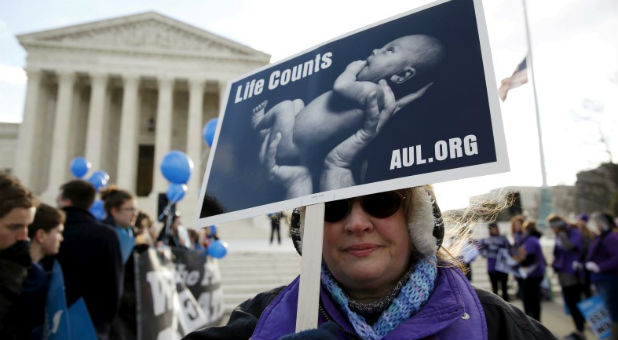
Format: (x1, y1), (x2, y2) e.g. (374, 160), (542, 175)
(344, 243), (380, 257)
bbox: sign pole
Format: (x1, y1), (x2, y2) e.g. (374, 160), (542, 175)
(295, 203), (325, 332)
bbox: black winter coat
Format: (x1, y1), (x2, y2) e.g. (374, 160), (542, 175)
(57, 207), (124, 340)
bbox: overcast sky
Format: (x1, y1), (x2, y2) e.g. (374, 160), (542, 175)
(0, 0), (616, 211)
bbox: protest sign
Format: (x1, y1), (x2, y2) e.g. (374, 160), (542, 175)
(196, 0), (507, 227)
(45, 261), (97, 340)
(135, 247), (222, 340)
(577, 295), (613, 340)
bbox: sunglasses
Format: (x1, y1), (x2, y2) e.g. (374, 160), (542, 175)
(324, 191), (406, 223)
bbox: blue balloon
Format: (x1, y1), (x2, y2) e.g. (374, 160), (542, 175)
(70, 157), (91, 178)
(89, 199), (106, 220)
(87, 170), (109, 191)
(166, 183), (187, 203)
(91, 170), (110, 182)
(208, 240), (227, 258)
(160, 151), (193, 184)
(209, 225), (217, 235)
(203, 118), (218, 147)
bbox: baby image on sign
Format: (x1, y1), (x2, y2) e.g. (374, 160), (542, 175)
(197, 0), (508, 225)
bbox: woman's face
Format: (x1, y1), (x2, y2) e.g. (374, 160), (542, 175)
(112, 198), (138, 227)
(322, 198), (411, 298)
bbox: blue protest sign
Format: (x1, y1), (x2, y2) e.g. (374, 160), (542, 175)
(197, 0), (508, 226)
(45, 261), (97, 340)
(116, 228), (136, 264)
(45, 261), (70, 340)
(67, 298), (97, 340)
(577, 295), (612, 340)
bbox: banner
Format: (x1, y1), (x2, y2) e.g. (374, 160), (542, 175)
(197, 0), (508, 226)
(171, 247), (225, 324)
(135, 247), (223, 340)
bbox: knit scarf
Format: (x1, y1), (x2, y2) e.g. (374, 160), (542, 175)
(321, 256), (437, 340)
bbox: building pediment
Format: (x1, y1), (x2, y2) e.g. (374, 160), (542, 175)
(17, 12), (270, 62)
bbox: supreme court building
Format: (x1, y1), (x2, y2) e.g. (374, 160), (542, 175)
(13, 12), (270, 221)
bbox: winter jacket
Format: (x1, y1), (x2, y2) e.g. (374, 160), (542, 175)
(183, 267), (556, 340)
(57, 207), (124, 340)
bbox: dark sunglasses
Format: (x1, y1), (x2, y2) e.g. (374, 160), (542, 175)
(324, 191), (406, 223)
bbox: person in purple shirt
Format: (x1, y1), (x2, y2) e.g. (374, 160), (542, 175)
(512, 220), (546, 322)
(548, 214), (586, 340)
(480, 222), (511, 301)
(585, 212), (618, 339)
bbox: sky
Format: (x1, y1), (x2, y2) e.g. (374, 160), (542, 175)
(0, 0), (616, 211)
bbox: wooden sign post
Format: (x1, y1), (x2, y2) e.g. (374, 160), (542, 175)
(295, 203), (325, 332)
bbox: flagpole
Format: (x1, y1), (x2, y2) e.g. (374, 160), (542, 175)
(522, 0), (550, 227)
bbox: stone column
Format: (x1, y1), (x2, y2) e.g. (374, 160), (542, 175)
(116, 74), (140, 191)
(152, 76), (174, 194)
(84, 72), (108, 171)
(14, 67), (42, 187)
(186, 78), (204, 209)
(46, 70), (75, 195)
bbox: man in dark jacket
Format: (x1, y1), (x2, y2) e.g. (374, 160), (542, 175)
(0, 173), (38, 338)
(56, 180), (123, 340)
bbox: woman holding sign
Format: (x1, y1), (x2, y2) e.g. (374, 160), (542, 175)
(184, 79), (555, 340)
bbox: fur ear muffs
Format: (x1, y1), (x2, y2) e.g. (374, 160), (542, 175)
(407, 187), (438, 257)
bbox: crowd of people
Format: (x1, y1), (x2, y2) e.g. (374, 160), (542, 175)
(476, 213), (618, 340)
(0, 173), (217, 340)
(2, 169), (618, 340)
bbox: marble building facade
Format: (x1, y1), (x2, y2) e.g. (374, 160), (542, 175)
(13, 12), (270, 221)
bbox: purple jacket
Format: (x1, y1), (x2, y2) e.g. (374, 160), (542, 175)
(586, 231), (618, 278)
(520, 234), (546, 278)
(552, 226), (582, 276)
(251, 266), (487, 340)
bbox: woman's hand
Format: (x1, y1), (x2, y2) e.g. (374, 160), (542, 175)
(260, 131), (312, 198)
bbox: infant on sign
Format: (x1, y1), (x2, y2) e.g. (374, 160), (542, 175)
(252, 34), (445, 165)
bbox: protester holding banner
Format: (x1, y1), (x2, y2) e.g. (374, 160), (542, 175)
(480, 222), (511, 301)
(546, 214), (586, 340)
(585, 212), (618, 339)
(56, 180), (123, 340)
(0, 173), (38, 338)
(511, 220), (546, 322)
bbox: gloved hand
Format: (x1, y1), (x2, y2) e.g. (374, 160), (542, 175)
(572, 261), (583, 271)
(279, 321), (340, 340)
(0, 240), (32, 267)
(585, 261), (600, 273)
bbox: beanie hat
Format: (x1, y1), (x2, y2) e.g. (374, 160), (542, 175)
(290, 186), (444, 257)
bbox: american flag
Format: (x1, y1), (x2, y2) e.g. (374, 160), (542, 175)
(498, 57), (528, 101)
